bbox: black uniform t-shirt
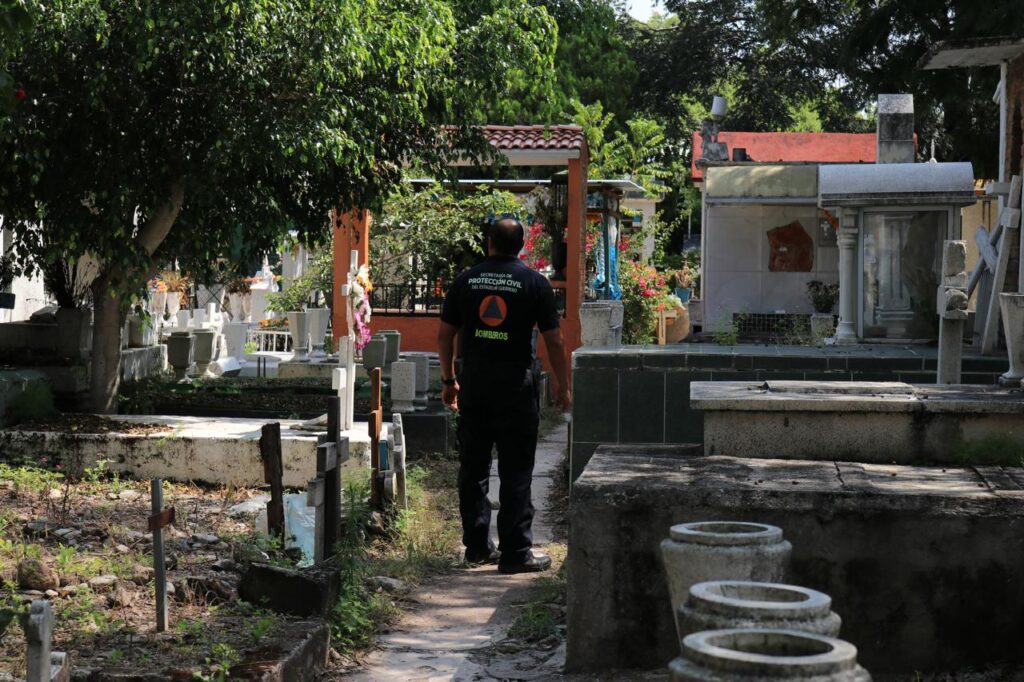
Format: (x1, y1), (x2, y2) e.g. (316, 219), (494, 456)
(441, 256), (559, 385)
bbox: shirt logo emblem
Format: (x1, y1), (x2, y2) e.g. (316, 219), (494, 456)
(478, 295), (508, 327)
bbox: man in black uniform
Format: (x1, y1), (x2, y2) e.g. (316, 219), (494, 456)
(438, 217), (571, 573)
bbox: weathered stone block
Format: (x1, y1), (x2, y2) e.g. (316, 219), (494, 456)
(238, 563), (340, 617)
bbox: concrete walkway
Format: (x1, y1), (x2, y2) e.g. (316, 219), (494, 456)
(336, 421), (568, 682)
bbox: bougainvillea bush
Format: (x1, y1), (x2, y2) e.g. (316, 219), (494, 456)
(619, 260), (679, 344)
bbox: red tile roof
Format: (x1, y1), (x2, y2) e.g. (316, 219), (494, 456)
(690, 132), (878, 182)
(480, 125), (586, 151)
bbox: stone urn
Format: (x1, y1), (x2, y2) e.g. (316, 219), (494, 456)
(192, 329), (217, 376)
(669, 630), (871, 681)
(999, 293), (1024, 387)
(166, 331), (194, 381)
(380, 329), (401, 365)
(228, 293), (245, 322)
(166, 292), (182, 320)
(241, 292), (252, 322)
(307, 307), (331, 360)
(151, 290), (167, 319)
(580, 301), (624, 347)
(678, 581), (841, 641)
(362, 335), (387, 372)
(287, 310), (310, 361)
(661, 522), (791, 644)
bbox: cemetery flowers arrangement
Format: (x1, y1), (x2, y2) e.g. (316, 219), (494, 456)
(147, 277), (168, 294)
(259, 318), (288, 329)
(619, 260), (680, 344)
(352, 265), (373, 350)
(519, 222), (552, 271)
(807, 280), (840, 314)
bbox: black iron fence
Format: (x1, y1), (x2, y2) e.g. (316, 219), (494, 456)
(370, 282), (445, 316)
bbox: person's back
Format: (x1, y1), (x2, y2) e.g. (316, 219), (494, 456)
(437, 217), (570, 573)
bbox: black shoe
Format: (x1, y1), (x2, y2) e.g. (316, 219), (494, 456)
(498, 551), (551, 574)
(464, 546), (501, 565)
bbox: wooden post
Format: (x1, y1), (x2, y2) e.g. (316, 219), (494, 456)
(260, 423), (285, 540)
(369, 367), (383, 508)
(148, 480), (175, 633)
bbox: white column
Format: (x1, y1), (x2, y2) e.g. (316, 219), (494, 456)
(836, 208), (859, 343)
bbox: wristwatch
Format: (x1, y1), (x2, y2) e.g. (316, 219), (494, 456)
(441, 378), (456, 386)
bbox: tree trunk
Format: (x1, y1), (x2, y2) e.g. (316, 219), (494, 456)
(89, 276), (124, 414)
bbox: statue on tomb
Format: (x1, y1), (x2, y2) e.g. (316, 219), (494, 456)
(699, 118), (729, 163)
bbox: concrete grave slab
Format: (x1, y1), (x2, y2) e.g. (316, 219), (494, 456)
(0, 415), (370, 488)
(692, 381), (1024, 463)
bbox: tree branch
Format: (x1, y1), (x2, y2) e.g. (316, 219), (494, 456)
(136, 179), (186, 256)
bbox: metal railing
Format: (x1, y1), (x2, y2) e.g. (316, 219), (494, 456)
(370, 282), (445, 316)
(246, 328), (293, 353)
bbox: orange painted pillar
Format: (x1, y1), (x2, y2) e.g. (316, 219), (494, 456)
(564, 153), (588, 354)
(332, 209), (372, 341)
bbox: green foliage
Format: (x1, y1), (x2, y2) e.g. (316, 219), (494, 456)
(955, 436), (1024, 468)
(619, 260), (678, 344)
(0, 0), (31, 114)
(568, 101), (669, 194)
(372, 184), (522, 285)
(0, 0), (559, 410)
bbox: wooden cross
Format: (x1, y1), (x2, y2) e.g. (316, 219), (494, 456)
(260, 423), (285, 540)
(970, 175), (1023, 353)
(307, 400), (347, 564)
(148, 479), (175, 633)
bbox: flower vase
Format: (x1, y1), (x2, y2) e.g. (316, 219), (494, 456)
(241, 293), (252, 322)
(151, 290), (167, 320)
(307, 308), (330, 360)
(228, 293), (245, 322)
(287, 311), (310, 361)
(166, 293), (181, 321)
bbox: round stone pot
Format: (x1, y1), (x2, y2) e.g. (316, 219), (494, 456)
(166, 332), (194, 381)
(679, 581), (841, 642)
(661, 522), (791, 646)
(670, 629), (871, 681)
(287, 311), (309, 361)
(192, 329), (216, 376)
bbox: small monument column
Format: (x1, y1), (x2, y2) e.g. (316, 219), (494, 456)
(937, 241), (968, 384)
(835, 208), (859, 344)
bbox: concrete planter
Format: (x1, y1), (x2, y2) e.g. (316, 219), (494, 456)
(679, 581), (841, 642)
(287, 311), (309, 361)
(223, 322), (249, 359)
(670, 629), (870, 681)
(661, 522), (791, 643)
(166, 332), (194, 381)
(166, 292), (182, 320)
(380, 329), (401, 365)
(580, 301), (624, 347)
(998, 293), (1024, 386)
(810, 313), (835, 340)
(192, 329), (216, 376)
(228, 293), (245, 322)
(362, 335), (387, 372)
(127, 315), (156, 348)
(307, 308), (330, 359)
(55, 308), (93, 360)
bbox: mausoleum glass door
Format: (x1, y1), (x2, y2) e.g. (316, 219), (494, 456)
(860, 210), (947, 340)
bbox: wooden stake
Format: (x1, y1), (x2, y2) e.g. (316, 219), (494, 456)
(148, 480), (174, 633)
(260, 423), (285, 539)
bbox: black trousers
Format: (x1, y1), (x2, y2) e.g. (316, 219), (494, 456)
(456, 372), (540, 566)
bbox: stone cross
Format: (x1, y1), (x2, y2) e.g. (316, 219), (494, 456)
(390, 360), (416, 413)
(148, 480), (175, 633)
(24, 599), (69, 682)
(936, 240), (968, 384)
(337, 248), (358, 430)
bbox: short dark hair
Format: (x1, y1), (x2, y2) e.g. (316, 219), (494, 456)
(490, 217), (525, 255)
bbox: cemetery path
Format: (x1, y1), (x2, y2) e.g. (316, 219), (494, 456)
(329, 421), (567, 682)
(326, 420), (667, 682)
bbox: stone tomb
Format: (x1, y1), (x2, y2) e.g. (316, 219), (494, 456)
(0, 415), (371, 488)
(566, 449), (1024, 675)
(691, 380), (1024, 463)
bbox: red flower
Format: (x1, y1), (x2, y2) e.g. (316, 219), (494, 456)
(14, 88), (26, 101)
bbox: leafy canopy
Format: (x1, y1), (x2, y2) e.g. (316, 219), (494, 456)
(0, 0), (557, 291)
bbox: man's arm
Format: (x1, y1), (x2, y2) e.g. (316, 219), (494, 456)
(437, 321), (459, 410)
(542, 328), (571, 412)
